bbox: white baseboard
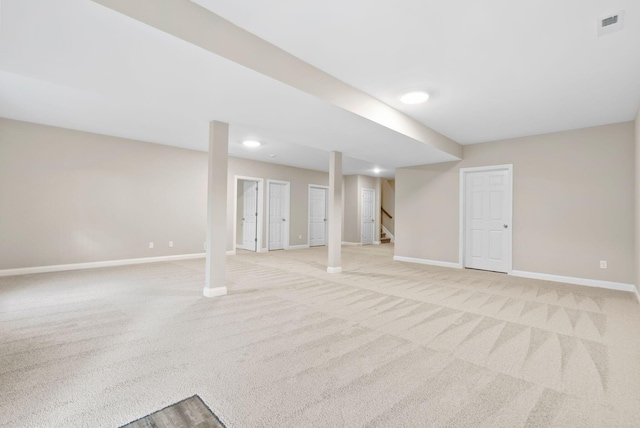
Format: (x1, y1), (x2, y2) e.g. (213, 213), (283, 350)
(511, 270), (636, 293)
(327, 266), (342, 273)
(226, 250), (236, 256)
(374, 241), (381, 245)
(286, 244), (310, 250)
(342, 242), (362, 246)
(0, 253), (208, 277)
(235, 244), (242, 249)
(393, 256), (462, 269)
(202, 286), (228, 298)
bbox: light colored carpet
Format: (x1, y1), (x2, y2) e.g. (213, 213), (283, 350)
(1, 245), (640, 427)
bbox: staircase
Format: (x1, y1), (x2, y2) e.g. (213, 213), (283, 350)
(381, 229), (391, 244)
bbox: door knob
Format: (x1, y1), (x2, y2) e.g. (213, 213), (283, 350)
(324, 219), (327, 221)
(503, 224), (508, 229)
(282, 218), (286, 222)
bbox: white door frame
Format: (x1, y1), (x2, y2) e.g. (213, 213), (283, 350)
(308, 184), (328, 247)
(266, 179), (290, 250)
(459, 164), (513, 272)
(361, 187), (375, 245)
(234, 176), (265, 252)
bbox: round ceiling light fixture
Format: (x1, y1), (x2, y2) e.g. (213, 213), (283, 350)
(242, 140), (261, 148)
(373, 168), (381, 174)
(400, 91), (430, 105)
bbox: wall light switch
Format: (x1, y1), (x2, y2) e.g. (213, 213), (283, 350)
(299, 234), (302, 239)
(169, 241), (174, 248)
(149, 242), (154, 249)
(204, 242), (207, 251)
(600, 261), (607, 269)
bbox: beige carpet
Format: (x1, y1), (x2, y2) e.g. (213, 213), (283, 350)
(1, 245), (640, 427)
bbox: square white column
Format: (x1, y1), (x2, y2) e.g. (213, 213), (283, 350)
(204, 121), (229, 297)
(327, 151), (343, 273)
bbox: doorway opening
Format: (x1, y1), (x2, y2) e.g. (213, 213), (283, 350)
(459, 165), (513, 273)
(308, 185), (328, 247)
(235, 176), (264, 252)
(266, 180), (290, 250)
(361, 188), (375, 245)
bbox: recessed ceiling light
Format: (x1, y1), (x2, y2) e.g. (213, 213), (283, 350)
(269, 154), (276, 158)
(400, 91), (429, 105)
(242, 140), (261, 148)
(373, 168), (381, 174)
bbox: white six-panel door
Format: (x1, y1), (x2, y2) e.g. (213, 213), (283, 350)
(268, 181), (288, 250)
(309, 186), (327, 247)
(242, 180), (258, 251)
(463, 167), (512, 273)
(361, 188), (375, 245)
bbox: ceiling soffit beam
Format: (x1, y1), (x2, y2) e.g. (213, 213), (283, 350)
(91, 0), (462, 159)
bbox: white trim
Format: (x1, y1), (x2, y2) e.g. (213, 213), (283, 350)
(235, 244), (243, 249)
(341, 241), (362, 246)
(393, 255), (462, 269)
(374, 241), (381, 245)
(0, 253), (207, 277)
(391, 257), (636, 295)
(634, 286), (640, 304)
(234, 176), (264, 253)
(459, 164), (513, 273)
(202, 286), (228, 298)
(381, 224), (395, 243)
(266, 179), (290, 251)
(286, 244), (310, 250)
(327, 266), (342, 273)
(510, 270), (636, 293)
(308, 184), (329, 247)
(226, 250), (236, 256)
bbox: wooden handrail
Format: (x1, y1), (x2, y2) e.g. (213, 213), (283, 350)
(382, 207), (393, 219)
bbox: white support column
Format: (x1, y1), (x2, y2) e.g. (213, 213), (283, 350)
(203, 121), (229, 297)
(327, 151), (343, 273)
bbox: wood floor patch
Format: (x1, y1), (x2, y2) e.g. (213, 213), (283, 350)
(120, 395), (225, 428)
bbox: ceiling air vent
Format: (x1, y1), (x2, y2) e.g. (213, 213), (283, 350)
(597, 11), (625, 36)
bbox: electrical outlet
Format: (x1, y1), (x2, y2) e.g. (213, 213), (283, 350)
(149, 242), (154, 249)
(600, 260), (607, 269)
(169, 241), (174, 248)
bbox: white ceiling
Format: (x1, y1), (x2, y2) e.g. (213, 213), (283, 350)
(195, 0), (640, 144)
(1, 0), (639, 178)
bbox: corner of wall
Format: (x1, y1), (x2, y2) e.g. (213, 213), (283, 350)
(635, 105), (640, 299)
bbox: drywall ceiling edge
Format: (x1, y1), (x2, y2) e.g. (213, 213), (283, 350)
(90, 0), (462, 159)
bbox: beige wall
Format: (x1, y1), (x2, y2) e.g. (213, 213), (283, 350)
(343, 175), (359, 243)
(396, 122), (635, 284)
(235, 182), (244, 246)
(342, 174), (381, 244)
(226, 158), (328, 251)
(0, 118), (328, 269)
(0, 118), (208, 269)
(635, 109), (640, 291)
